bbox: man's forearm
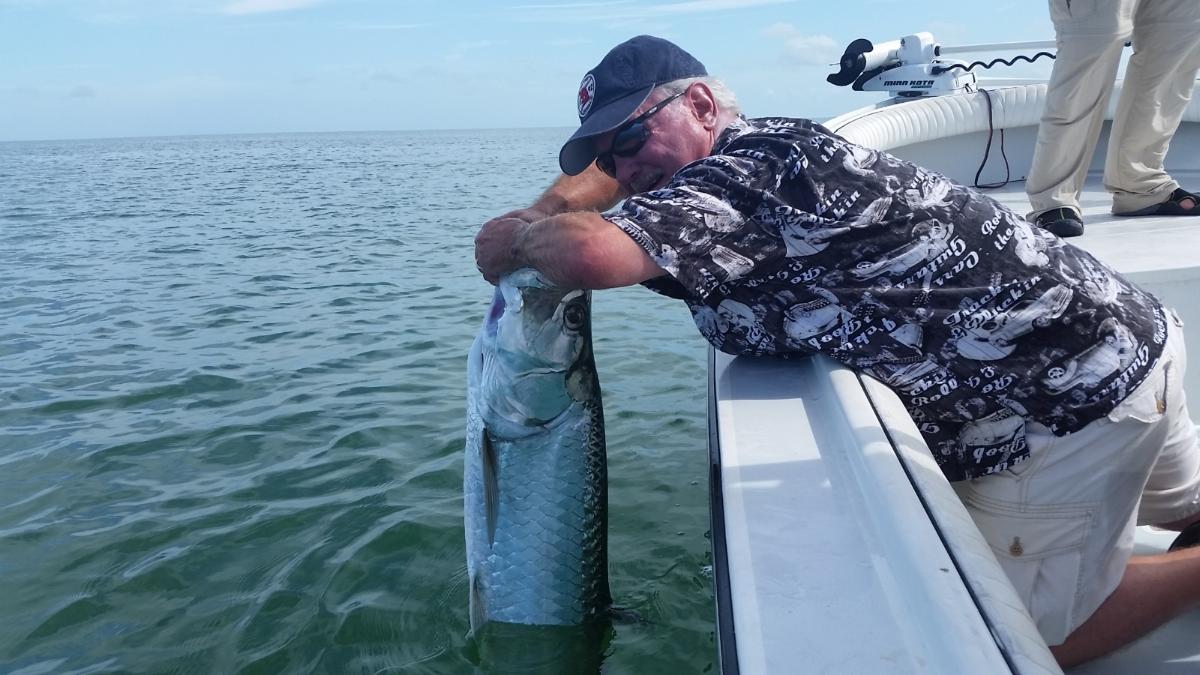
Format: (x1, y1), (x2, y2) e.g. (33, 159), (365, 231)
(515, 212), (663, 290)
(529, 164), (626, 217)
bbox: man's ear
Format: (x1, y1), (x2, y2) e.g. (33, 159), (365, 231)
(686, 83), (718, 129)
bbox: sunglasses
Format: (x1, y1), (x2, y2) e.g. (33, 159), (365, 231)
(595, 89), (687, 178)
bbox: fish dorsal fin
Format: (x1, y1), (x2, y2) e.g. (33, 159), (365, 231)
(481, 430), (500, 547)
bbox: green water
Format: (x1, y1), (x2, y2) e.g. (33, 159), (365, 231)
(0, 130), (714, 673)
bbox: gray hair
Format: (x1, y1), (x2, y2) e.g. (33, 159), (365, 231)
(655, 76), (741, 116)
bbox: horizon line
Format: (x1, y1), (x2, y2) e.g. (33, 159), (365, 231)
(0, 124), (589, 145)
(0, 113), (840, 144)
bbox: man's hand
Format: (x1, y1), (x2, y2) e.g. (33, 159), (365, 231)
(488, 206), (549, 225)
(475, 216), (531, 285)
(472, 170), (626, 285)
(473, 207), (548, 284)
(475, 211), (663, 289)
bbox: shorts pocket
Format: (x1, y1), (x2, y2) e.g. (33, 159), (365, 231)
(962, 503), (1093, 644)
(966, 505), (1091, 561)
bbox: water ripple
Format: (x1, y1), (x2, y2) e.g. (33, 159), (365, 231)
(0, 130), (713, 674)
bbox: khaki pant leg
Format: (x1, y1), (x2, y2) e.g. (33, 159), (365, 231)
(1026, 0), (1132, 219)
(1105, 0), (1200, 212)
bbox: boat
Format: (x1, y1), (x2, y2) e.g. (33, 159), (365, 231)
(707, 32), (1200, 674)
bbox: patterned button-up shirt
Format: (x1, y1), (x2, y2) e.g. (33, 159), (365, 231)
(606, 116), (1167, 481)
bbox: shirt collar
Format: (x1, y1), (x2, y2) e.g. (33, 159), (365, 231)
(712, 115), (752, 154)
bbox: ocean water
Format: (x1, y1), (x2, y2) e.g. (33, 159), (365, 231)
(0, 130), (714, 674)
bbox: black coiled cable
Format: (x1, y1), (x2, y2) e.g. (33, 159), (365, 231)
(934, 51), (1056, 74)
(973, 89), (1011, 190)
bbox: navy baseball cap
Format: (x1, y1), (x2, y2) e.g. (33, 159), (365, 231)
(558, 35), (707, 176)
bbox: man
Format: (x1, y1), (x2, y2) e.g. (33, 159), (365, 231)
(474, 35), (1200, 667)
(1027, 0), (1200, 237)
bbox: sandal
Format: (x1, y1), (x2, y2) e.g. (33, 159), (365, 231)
(1115, 187), (1200, 217)
(1034, 207), (1085, 237)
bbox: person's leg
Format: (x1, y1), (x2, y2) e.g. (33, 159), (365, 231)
(1026, 0), (1132, 222)
(955, 414), (1164, 655)
(1105, 0), (1200, 214)
(955, 314), (1200, 666)
(1050, 548), (1200, 667)
(1051, 311), (1200, 666)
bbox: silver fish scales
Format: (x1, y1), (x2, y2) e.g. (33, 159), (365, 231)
(464, 268), (611, 631)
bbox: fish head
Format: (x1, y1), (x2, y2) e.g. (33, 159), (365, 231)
(480, 269), (596, 433)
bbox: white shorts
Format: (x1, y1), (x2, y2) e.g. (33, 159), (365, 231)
(954, 310), (1200, 646)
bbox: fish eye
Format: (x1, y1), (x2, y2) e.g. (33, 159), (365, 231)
(563, 302), (587, 332)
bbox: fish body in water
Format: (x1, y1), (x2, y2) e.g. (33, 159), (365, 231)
(468, 621), (613, 674)
(464, 269), (611, 631)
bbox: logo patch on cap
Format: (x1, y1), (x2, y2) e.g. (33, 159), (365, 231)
(577, 73), (596, 119)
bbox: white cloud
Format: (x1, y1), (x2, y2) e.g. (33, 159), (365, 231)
(220, 0), (322, 15)
(69, 84), (97, 98)
(764, 22), (839, 66)
(515, 0), (798, 22)
(763, 22), (795, 39)
(924, 21), (971, 48)
(654, 0), (798, 14)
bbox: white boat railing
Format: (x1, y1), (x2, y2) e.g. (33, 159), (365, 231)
(708, 351), (1062, 674)
(937, 40), (1057, 55)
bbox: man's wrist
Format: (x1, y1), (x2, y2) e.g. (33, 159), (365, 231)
(528, 194), (568, 220)
(509, 219), (534, 270)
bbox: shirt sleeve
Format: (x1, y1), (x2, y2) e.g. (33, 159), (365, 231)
(605, 145), (798, 301)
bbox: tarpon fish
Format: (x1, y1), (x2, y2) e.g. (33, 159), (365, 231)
(464, 268), (611, 631)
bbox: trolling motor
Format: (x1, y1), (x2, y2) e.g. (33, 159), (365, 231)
(827, 33), (1058, 98)
(827, 33), (975, 97)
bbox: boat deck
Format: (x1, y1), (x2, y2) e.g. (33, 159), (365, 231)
(985, 170), (1200, 279)
(987, 170), (1200, 397)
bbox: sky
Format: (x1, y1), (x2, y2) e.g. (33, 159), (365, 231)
(0, 0), (1059, 141)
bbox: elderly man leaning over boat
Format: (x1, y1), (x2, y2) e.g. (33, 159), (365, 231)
(473, 35), (1200, 668)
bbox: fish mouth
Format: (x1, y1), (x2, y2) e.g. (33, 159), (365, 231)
(484, 288), (505, 337)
